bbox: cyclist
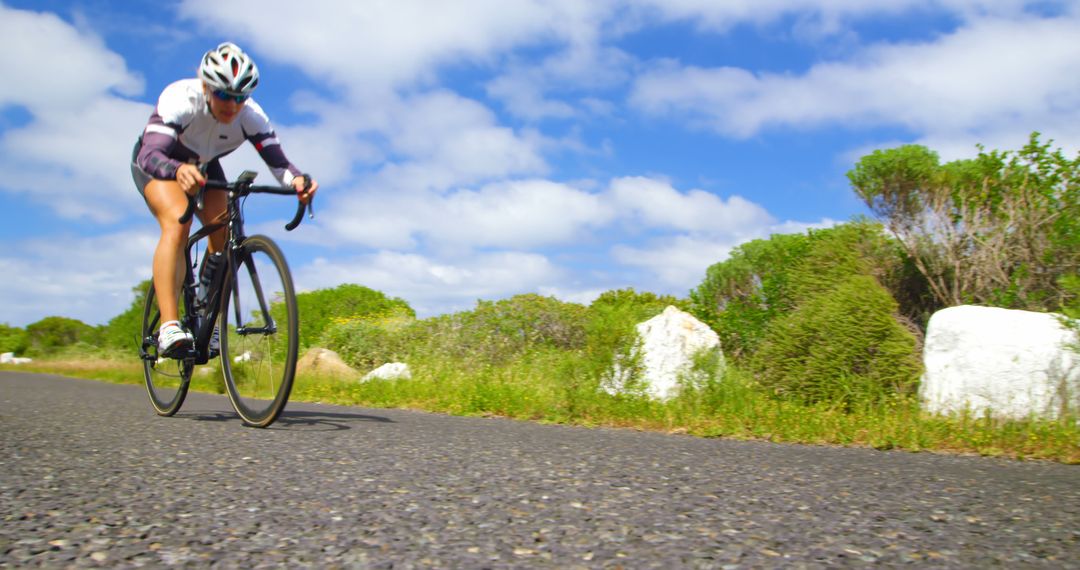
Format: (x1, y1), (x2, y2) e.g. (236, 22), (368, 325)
(131, 42), (318, 356)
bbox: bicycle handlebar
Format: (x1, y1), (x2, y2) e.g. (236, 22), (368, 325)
(178, 174), (314, 231)
(286, 175), (313, 231)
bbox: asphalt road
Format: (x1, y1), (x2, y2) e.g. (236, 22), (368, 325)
(1, 371), (1078, 568)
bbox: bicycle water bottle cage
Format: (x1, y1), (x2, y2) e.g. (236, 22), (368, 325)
(197, 252), (224, 311)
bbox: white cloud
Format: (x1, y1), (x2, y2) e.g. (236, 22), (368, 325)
(15, 0), (1056, 327)
(180, 0), (632, 125)
(320, 174), (777, 254)
(768, 218), (840, 236)
(0, 230), (156, 326)
(311, 173), (793, 306)
(484, 40), (634, 122)
(319, 178), (611, 251)
(270, 88), (550, 211)
(537, 285), (610, 307)
(1, 97), (152, 221)
(486, 73), (578, 121)
(386, 90), (549, 181)
(0, 5), (142, 111)
(0, 5), (151, 222)
(436, 179), (612, 248)
(321, 186), (424, 250)
(178, 0), (1053, 101)
(609, 176), (773, 235)
(613, 234), (735, 288)
(295, 250), (566, 316)
(630, 13), (1080, 152)
(612, 217), (839, 290)
(605, 177), (841, 292)
(628, 0), (1049, 33)
(177, 0), (613, 94)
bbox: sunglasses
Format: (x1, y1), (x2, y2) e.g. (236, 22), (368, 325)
(212, 89), (249, 104)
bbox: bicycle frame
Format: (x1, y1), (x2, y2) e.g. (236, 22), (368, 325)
(139, 169), (311, 426)
(141, 171), (311, 366)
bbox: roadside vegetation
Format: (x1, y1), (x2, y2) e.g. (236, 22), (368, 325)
(3, 133), (1077, 463)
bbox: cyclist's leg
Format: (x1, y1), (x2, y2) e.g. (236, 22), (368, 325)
(145, 179), (192, 325)
(197, 160), (227, 253)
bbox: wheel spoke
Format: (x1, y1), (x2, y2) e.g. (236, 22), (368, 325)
(141, 281), (191, 416)
(219, 235), (297, 427)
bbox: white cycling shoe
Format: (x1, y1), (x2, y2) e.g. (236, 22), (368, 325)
(158, 321), (194, 356)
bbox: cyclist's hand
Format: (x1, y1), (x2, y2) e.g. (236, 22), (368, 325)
(293, 175), (318, 205)
(176, 163), (206, 195)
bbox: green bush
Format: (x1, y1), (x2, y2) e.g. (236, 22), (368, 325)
(788, 222), (898, 302)
(319, 308), (413, 371)
(791, 221), (934, 329)
(294, 284), (414, 350)
(98, 280), (151, 352)
(413, 294), (588, 365)
(690, 232), (810, 360)
(849, 133), (1080, 313)
(752, 275), (922, 408)
(1061, 274), (1080, 320)
(0, 323), (29, 355)
(25, 316), (98, 356)
(587, 289), (687, 350)
(586, 288), (687, 383)
(691, 220), (927, 362)
(320, 293), (590, 370)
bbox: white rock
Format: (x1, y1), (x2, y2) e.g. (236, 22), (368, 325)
(920, 305), (1079, 420)
(233, 351), (252, 363)
(362, 362), (412, 382)
(603, 306), (724, 400)
(1, 352), (31, 365)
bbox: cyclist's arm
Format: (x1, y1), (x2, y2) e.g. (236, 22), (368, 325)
(251, 132), (302, 187)
(137, 126), (184, 180)
(242, 100), (302, 188)
(137, 82), (199, 181)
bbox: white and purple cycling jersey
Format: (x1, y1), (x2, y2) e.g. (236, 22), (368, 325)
(132, 78), (300, 191)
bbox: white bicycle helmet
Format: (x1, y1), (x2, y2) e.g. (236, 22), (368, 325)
(199, 42), (259, 95)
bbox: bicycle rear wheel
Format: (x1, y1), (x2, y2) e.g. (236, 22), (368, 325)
(141, 281), (192, 416)
(219, 235), (298, 427)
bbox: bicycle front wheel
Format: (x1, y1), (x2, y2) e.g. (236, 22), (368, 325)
(219, 235), (298, 427)
(141, 281), (192, 416)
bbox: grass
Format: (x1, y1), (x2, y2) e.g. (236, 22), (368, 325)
(6, 350), (1078, 464)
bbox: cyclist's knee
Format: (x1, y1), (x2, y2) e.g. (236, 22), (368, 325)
(157, 216), (190, 242)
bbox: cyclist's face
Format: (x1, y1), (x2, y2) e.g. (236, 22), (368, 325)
(205, 86), (246, 124)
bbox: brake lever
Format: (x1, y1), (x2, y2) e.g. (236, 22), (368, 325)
(177, 165), (209, 224)
(285, 174), (315, 231)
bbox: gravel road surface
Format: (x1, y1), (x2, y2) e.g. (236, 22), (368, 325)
(1, 371), (1078, 568)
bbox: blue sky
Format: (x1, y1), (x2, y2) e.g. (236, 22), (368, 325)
(1, 0), (1078, 327)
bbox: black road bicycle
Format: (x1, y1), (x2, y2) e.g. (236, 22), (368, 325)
(139, 170), (312, 427)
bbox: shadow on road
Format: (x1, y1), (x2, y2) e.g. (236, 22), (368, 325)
(174, 408), (395, 432)
(275, 409), (395, 431)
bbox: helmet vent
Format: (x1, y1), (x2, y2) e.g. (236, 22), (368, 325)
(199, 42), (259, 96)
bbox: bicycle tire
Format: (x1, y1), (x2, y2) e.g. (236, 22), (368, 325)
(218, 234), (298, 427)
(141, 281), (192, 416)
